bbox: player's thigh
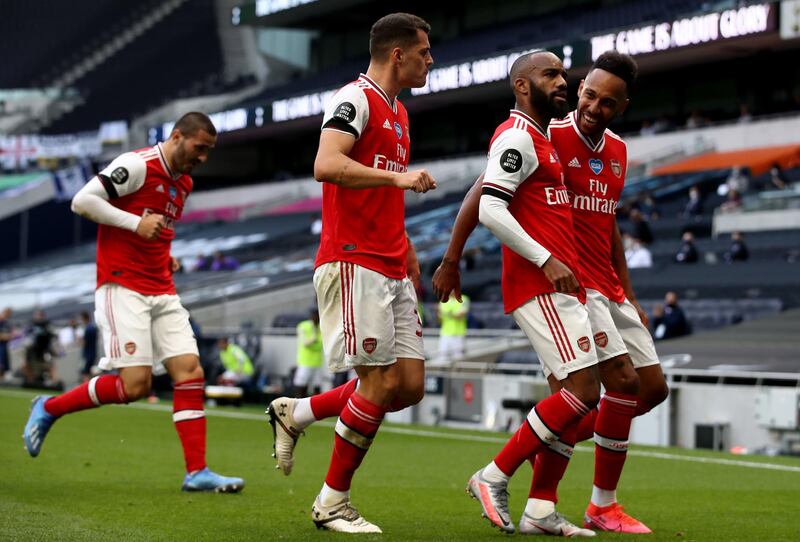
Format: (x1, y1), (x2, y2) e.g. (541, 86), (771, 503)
(611, 298), (660, 369)
(585, 289), (628, 362)
(94, 284), (154, 370)
(315, 262), (399, 371)
(314, 263), (346, 370)
(392, 277), (424, 362)
(151, 295), (199, 363)
(512, 292), (597, 381)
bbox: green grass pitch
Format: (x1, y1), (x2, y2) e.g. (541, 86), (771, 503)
(2, 388), (799, 541)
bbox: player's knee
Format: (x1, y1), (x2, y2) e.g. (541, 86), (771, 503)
(640, 380), (669, 412)
(603, 357), (641, 395)
(400, 382), (425, 406)
(572, 381), (601, 409)
(122, 379), (151, 401)
(186, 364), (204, 382)
(379, 371), (402, 397)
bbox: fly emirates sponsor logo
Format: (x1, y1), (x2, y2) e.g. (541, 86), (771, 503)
(544, 186), (571, 206)
(569, 178), (618, 215)
(373, 149), (408, 172)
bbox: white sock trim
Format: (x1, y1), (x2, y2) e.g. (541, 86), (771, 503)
(482, 461), (510, 483)
(87, 376), (102, 406)
(527, 407), (558, 444)
(591, 485), (617, 507)
(594, 433), (629, 452)
(293, 397), (315, 427)
(320, 483), (349, 506)
(172, 409), (205, 422)
(525, 498), (556, 519)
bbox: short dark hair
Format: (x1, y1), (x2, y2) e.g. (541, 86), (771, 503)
(369, 13), (430, 58)
(173, 112), (217, 137)
(591, 51), (638, 94)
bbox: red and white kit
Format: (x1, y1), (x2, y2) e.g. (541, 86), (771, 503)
(481, 109), (596, 380)
(550, 111), (658, 368)
(314, 74), (423, 370)
(94, 143), (198, 369)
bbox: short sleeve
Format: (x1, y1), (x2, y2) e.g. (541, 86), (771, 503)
(97, 152), (147, 199)
(321, 84), (369, 139)
(481, 129), (539, 202)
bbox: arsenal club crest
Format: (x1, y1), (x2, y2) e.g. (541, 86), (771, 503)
(610, 159), (622, 178)
(125, 342), (137, 355)
(363, 338), (377, 354)
(593, 331), (608, 348)
(577, 336), (591, 353)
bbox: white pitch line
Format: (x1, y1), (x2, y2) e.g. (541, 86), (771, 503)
(6, 388), (800, 473)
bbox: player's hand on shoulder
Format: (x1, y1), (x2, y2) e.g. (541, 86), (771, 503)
(541, 256), (579, 293)
(394, 169), (436, 193)
(136, 213), (166, 240)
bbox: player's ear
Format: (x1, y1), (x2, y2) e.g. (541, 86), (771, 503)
(390, 46), (404, 65)
(513, 76), (529, 96)
(617, 98), (630, 116)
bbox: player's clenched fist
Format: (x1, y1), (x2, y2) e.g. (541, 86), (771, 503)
(541, 256), (579, 293)
(393, 169), (437, 193)
(136, 213), (166, 240)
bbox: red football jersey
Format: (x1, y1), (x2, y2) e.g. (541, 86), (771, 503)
(95, 144), (192, 295)
(482, 109), (584, 314)
(314, 74), (410, 280)
(550, 111), (627, 302)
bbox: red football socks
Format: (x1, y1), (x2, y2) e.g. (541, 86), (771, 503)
(44, 375), (129, 417)
(494, 389), (589, 477)
(593, 392), (638, 491)
(310, 378), (357, 419)
(173, 378), (207, 473)
(324, 392), (386, 491)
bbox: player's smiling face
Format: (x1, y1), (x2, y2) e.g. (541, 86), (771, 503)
(397, 29), (433, 88)
(174, 129), (216, 174)
(576, 68), (629, 138)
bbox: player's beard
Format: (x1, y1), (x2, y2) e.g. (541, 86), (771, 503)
(531, 84), (568, 120)
(175, 141), (194, 174)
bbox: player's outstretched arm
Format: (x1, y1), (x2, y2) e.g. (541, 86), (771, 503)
(314, 130), (435, 192)
(432, 173), (483, 302)
(611, 221), (648, 325)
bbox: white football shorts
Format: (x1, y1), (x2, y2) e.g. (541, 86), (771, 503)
(314, 261), (424, 372)
(95, 283), (198, 370)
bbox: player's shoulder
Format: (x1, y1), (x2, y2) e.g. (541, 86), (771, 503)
(495, 123), (534, 144)
(603, 128), (627, 154)
(335, 79), (369, 103)
(103, 149), (148, 180)
(492, 125), (536, 155)
(549, 116), (572, 131)
(604, 128), (626, 146)
(131, 145), (160, 160)
(114, 148), (151, 165)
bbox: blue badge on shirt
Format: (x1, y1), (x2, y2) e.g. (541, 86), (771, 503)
(589, 158), (604, 175)
(168, 186), (177, 200)
(394, 121), (403, 139)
